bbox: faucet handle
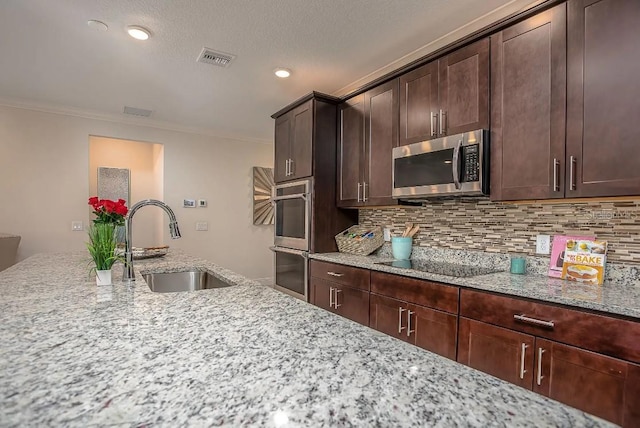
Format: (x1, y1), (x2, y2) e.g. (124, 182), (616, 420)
(170, 222), (181, 239)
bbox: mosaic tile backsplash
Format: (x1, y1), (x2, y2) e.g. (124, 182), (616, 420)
(359, 198), (640, 265)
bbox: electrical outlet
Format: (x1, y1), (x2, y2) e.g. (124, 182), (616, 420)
(536, 234), (551, 254)
(383, 228), (391, 242)
(195, 222), (208, 231)
(71, 221), (83, 231)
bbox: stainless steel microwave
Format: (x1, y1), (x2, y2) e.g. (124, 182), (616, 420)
(392, 129), (489, 199)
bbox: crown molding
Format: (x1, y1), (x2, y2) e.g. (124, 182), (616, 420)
(0, 97), (273, 146)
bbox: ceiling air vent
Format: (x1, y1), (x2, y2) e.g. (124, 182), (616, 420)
(123, 106), (153, 117)
(197, 47), (236, 68)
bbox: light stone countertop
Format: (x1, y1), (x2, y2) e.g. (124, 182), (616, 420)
(0, 251), (613, 427)
(309, 252), (640, 320)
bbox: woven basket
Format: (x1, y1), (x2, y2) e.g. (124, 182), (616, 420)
(335, 225), (384, 256)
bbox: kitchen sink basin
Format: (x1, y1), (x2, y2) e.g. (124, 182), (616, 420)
(142, 270), (234, 293)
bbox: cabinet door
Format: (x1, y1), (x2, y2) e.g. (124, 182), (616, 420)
(289, 100), (313, 180)
(490, 4), (567, 201)
(369, 293), (410, 343)
(408, 303), (457, 360)
(458, 318), (535, 389)
(335, 285), (370, 325)
(274, 113), (291, 183)
(566, 0), (640, 197)
(399, 61), (439, 146)
(438, 38), (489, 136)
(337, 95), (365, 207)
(310, 277), (336, 313)
(363, 79), (399, 206)
(534, 338), (640, 427)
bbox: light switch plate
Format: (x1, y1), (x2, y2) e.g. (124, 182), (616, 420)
(195, 222), (208, 231)
(71, 221), (83, 231)
(536, 234), (551, 254)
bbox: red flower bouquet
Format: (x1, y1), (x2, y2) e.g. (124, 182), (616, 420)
(88, 197), (128, 226)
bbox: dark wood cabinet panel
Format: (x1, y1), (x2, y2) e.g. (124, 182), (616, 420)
(274, 114), (291, 183)
(370, 271), (459, 314)
(309, 260), (370, 291)
(338, 95), (365, 206)
(490, 4), (567, 200)
(460, 289), (640, 364)
(458, 317), (535, 389)
(310, 277), (335, 313)
(534, 338), (640, 427)
(363, 79), (398, 206)
(566, 0), (640, 197)
(369, 293), (412, 343)
(409, 303), (457, 360)
(290, 102), (313, 180)
(310, 277), (369, 325)
(438, 38), (489, 136)
(399, 62), (439, 146)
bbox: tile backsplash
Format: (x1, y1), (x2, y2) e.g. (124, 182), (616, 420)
(359, 198), (640, 265)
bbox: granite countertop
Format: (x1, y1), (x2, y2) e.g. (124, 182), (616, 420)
(309, 252), (640, 320)
(0, 252), (612, 427)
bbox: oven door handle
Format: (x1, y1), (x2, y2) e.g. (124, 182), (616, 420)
(269, 246), (308, 259)
(271, 193), (308, 202)
(452, 138), (463, 190)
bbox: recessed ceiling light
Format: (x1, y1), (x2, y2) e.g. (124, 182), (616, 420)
(87, 20), (108, 32)
(127, 26), (151, 41)
(274, 68), (291, 78)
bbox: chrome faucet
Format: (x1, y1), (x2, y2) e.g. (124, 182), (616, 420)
(123, 199), (181, 281)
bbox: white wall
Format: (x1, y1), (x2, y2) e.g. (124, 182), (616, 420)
(0, 105), (274, 280)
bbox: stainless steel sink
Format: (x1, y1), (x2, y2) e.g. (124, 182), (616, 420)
(142, 270), (234, 293)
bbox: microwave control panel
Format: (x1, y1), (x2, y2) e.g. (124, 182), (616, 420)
(462, 144), (480, 182)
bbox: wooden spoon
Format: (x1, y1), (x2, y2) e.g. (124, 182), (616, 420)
(408, 225), (420, 237)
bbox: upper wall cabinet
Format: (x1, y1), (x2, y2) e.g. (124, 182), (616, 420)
(566, 0), (640, 197)
(490, 4), (567, 200)
(399, 39), (489, 146)
(274, 100), (313, 183)
(492, 0), (640, 201)
(338, 79), (399, 208)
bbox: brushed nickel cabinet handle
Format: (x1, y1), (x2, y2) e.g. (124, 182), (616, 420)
(430, 112), (438, 137)
(329, 287), (335, 309)
(439, 109), (446, 135)
(398, 307), (406, 333)
(284, 159), (289, 176)
(362, 182), (367, 202)
(289, 158), (294, 176)
(553, 158), (560, 192)
(514, 314), (555, 329)
(407, 310), (415, 337)
(569, 155), (576, 191)
(537, 347), (546, 386)
(326, 272), (344, 277)
(520, 343), (528, 379)
(357, 182), (362, 202)
(334, 289), (342, 308)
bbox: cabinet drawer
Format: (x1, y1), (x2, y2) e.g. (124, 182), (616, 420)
(370, 271), (458, 314)
(460, 289), (640, 364)
(309, 260), (370, 291)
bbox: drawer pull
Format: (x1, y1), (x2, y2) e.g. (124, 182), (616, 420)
(398, 307), (406, 333)
(514, 314), (555, 329)
(329, 287), (335, 308)
(537, 347), (545, 386)
(326, 272), (344, 277)
(334, 289), (342, 308)
(520, 343), (528, 379)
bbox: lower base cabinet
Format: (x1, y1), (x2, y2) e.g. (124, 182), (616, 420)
(370, 293), (457, 359)
(458, 317), (640, 427)
(310, 277), (369, 325)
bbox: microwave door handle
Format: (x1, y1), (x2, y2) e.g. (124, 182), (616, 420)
(270, 246), (308, 258)
(272, 193), (308, 202)
(452, 138), (463, 189)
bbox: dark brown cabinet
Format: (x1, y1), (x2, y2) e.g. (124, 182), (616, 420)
(566, 0), (640, 197)
(274, 100), (312, 183)
(493, 0), (640, 201)
(459, 288), (640, 427)
(399, 38), (489, 146)
(490, 4), (567, 201)
(309, 260), (370, 325)
(369, 272), (458, 359)
(338, 79), (399, 207)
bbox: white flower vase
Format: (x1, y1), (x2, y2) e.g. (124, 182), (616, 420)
(96, 269), (112, 286)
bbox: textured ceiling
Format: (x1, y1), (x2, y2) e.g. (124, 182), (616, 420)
(0, 0), (535, 142)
